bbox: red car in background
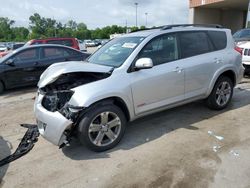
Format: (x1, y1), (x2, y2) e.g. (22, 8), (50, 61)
(25, 37), (80, 50)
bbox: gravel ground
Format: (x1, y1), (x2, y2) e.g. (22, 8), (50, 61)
(0, 78), (250, 188)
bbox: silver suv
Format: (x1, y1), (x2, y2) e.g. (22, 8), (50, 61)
(34, 24), (244, 151)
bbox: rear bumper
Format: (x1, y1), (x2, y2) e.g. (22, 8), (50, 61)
(243, 63), (250, 74)
(34, 93), (73, 146)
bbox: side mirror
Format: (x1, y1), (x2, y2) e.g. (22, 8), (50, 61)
(5, 59), (15, 66)
(135, 58), (153, 70)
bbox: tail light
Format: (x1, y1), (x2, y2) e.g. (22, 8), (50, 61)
(235, 46), (243, 55)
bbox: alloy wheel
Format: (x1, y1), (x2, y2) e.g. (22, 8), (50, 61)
(88, 111), (121, 147)
(215, 81), (231, 106)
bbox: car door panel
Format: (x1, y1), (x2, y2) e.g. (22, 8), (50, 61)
(130, 61), (185, 114)
(3, 48), (40, 87)
(178, 31), (220, 99)
(130, 33), (185, 115)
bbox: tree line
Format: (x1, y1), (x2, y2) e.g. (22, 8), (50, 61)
(0, 13), (145, 42)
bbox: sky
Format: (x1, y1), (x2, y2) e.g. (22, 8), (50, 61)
(0, 0), (189, 29)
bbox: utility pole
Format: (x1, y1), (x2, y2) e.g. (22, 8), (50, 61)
(135, 2), (138, 27)
(145, 12), (148, 27)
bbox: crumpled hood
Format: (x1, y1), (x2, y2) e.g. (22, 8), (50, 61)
(38, 61), (113, 88)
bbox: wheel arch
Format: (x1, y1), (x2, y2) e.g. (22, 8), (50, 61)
(207, 68), (236, 96)
(78, 96), (131, 122)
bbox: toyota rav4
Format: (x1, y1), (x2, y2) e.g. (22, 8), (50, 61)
(34, 24), (244, 151)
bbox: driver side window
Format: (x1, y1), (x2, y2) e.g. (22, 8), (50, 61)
(138, 34), (179, 66)
(14, 49), (39, 63)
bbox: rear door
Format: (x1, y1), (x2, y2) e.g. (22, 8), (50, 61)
(38, 47), (69, 75)
(178, 31), (222, 99)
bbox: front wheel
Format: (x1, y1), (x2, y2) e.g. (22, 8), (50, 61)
(206, 76), (233, 110)
(77, 104), (126, 152)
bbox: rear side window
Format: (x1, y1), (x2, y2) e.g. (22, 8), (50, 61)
(207, 31), (227, 50)
(42, 47), (70, 59)
(179, 32), (212, 58)
(67, 49), (81, 56)
(46, 39), (73, 47)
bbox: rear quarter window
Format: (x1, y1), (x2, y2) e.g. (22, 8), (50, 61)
(207, 31), (227, 50)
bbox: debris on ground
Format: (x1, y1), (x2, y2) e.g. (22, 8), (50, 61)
(208, 130), (224, 141)
(212, 145), (221, 152)
(229, 150), (240, 157)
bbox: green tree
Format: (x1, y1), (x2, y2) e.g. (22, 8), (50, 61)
(12, 27), (29, 41)
(0, 17), (14, 41)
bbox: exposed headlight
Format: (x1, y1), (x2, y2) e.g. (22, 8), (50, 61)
(42, 90), (74, 112)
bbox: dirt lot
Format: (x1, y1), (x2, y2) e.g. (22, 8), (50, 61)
(0, 78), (250, 188)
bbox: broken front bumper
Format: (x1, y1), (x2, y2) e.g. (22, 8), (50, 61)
(34, 93), (73, 146)
(0, 124), (39, 167)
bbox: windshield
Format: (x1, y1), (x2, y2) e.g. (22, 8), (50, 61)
(88, 36), (145, 67)
(233, 29), (250, 39)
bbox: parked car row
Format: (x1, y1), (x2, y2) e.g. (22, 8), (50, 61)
(85, 39), (109, 47)
(0, 44), (90, 93)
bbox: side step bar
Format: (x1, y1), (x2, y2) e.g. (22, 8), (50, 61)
(0, 124), (39, 167)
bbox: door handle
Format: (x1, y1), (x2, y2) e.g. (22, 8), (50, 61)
(173, 67), (183, 73)
(34, 62), (39, 66)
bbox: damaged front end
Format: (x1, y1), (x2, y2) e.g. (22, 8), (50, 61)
(36, 71), (111, 147)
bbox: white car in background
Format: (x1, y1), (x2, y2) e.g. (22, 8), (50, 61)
(234, 29), (250, 75)
(77, 39), (87, 52)
(0, 45), (8, 53)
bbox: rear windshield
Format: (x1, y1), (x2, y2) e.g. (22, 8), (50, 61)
(207, 31), (227, 50)
(46, 39), (73, 47)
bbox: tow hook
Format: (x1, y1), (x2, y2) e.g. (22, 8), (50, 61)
(0, 124), (39, 167)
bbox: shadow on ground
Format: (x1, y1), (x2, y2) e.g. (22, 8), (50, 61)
(0, 86), (36, 99)
(0, 136), (11, 187)
(62, 86), (250, 160)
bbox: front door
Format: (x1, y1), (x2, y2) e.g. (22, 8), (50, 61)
(3, 48), (40, 87)
(130, 34), (185, 115)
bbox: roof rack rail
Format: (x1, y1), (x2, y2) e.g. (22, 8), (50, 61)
(161, 24), (223, 30)
(130, 26), (162, 33)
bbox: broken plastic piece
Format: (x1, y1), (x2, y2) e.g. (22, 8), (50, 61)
(230, 150), (240, 157)
(213, 145), (221, 152)
(0, 124), (39, 167)
(208, 130), (224, 141)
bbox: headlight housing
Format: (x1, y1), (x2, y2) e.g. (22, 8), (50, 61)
(42, 90), (74, 112)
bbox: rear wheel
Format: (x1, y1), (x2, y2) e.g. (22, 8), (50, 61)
(77, 104), (126, 152)
(206, 76), (233, 110)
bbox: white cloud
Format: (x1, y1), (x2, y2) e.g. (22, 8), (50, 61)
(0, 0), (189, 29)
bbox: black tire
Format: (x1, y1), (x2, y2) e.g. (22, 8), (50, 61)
(77, 104), (126, 152)
(0, 81), (4, 94)
(206, 76), (233, 110)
